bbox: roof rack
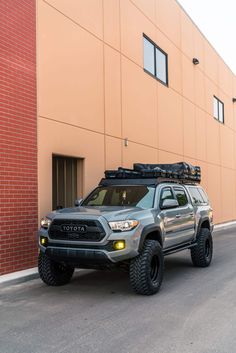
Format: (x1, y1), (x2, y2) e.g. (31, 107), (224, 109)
(155, 177), (197, 185)
(99, 177), (198, 187)
(101, 162), (201, 185)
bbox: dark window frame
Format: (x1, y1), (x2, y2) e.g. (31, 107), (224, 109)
(143, 33), (169, 87)
(213, 95), (224, 124)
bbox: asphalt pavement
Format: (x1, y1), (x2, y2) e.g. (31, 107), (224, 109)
(1, 226), (236, 353)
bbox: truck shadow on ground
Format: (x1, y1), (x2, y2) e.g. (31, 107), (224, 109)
(50, 233), (228, 298)
(65, 252), (195, 296)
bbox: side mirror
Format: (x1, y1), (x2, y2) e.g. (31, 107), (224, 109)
(74, 198), (83, 207)
(161, 199), (178, 209)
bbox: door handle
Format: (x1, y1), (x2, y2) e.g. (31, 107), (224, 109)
(175, 214), (181, 218)
(189, 212), (194, 217)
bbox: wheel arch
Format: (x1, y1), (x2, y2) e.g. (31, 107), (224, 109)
(197, 218), (210, 232)
(138, 225), (163, 252)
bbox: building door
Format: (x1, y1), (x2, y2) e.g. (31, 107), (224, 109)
(52, 155), (82, 210)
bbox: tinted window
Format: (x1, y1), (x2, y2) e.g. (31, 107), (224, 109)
(86, 189), (106, 206)
(198, 188), (209, 204)
(174, 188), (188, 206)
(83, 186), (155, 209)
(143, 37), (155, 75)
(188, 187), (205, 205)
(160, 187), (175, 206)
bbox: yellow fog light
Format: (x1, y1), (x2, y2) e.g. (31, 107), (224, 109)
(40, 236), (48, 247)
(113, 240), (125, 250)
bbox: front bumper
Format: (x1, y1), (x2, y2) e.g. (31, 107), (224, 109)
(45, 246), (112, 265)
(38, 225), (141, 265)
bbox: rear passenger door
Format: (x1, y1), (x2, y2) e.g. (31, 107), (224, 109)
(159, 186), (195, 249)
(172, 186), (195, 244)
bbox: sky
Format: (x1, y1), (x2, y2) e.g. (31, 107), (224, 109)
(178, 0), (236, 75)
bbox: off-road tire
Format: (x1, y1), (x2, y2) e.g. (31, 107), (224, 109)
(38, 251), (74, 286)
(191, 228), (213, 267)
(129, 240), (164, 295)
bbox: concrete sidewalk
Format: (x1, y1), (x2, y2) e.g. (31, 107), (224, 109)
(0, 267), (38, 286)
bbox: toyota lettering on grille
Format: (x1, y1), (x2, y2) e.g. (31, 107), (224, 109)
(61, 224), (87, 233)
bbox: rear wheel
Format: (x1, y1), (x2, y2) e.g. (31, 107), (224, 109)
(191, 228), (213, 267)
(38, 251), (74, 286)
(129, 240), (164, 295)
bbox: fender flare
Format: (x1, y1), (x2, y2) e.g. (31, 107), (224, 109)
(196, 217), (210, 238)
(138, 224), (163, 252)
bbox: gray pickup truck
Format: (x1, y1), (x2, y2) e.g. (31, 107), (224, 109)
(38, 163), (213, 295)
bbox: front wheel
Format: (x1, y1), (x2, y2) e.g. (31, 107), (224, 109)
(191, 228), (213, 267)
(129, 240), (164, 295)
(38, 251), (74, 286)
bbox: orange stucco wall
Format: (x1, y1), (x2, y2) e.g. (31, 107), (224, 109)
(37, 0), (236, 224)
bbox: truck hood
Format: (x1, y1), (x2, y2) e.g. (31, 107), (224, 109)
(48, 206), (147, 222)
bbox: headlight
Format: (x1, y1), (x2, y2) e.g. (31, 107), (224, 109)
(109, 220), (139, 232)
(40, 217), (52, 229)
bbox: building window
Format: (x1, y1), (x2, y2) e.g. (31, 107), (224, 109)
(52, 155), (83, 210)
(143, 34), (168, 85)
(143, 37), (155, 75)
(213, 96), (224, 123)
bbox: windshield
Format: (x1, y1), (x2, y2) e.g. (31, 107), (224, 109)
(82, 185), (155, 209)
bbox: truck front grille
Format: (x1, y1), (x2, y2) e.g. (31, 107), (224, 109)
(49, 219), (106, 242)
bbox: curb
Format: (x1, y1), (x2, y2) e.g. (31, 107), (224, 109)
(214, 220), (236, 231)
(1, 221), (236, 287)
(0, 267), (39, 287)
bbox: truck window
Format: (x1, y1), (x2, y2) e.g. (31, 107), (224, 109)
(198, 188), (209, 204)
(160, 187), (175, 207)
(83, 185), (155, 209)
(188, 187), (205, 205)
(174, 188), (188, 207)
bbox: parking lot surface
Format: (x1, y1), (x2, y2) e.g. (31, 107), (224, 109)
(1, 227), (236, 353)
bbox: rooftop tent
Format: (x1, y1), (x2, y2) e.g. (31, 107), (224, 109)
(103, 162), (201, 183)
(134, 162), (200, 180)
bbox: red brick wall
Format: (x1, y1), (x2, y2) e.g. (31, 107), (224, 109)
(0, 0), (37, 275)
